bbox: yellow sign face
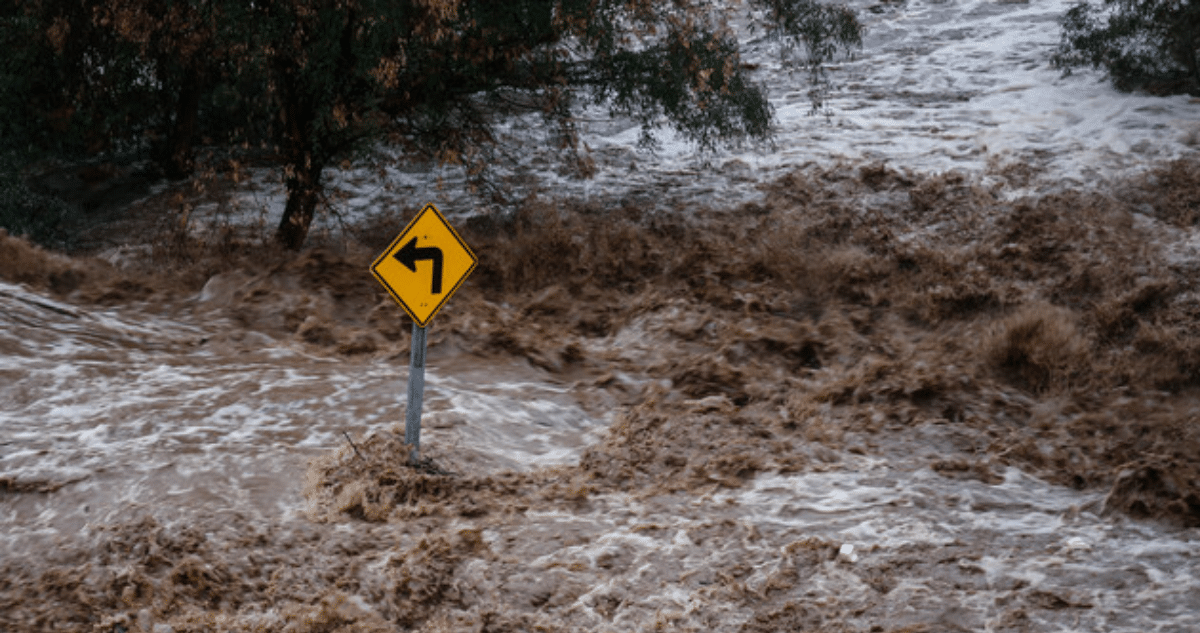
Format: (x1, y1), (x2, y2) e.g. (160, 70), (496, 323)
(371, 204), (477, 327)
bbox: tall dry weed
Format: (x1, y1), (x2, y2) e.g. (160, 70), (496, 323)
(984, 303), (1091, 393)
(1125, 158), (1200, 228)
(0, 229), (93, 292)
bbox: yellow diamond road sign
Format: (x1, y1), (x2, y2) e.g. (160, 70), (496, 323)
(371, 204), (477, 327)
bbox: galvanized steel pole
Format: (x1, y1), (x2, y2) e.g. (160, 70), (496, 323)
(405, 322), (427, 464)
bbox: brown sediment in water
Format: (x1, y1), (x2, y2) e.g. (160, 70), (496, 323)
(2, 158), (1200, 630)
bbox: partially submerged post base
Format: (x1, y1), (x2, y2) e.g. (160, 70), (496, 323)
(405, 323), (427, 465)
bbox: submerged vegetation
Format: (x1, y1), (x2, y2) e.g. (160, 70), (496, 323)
(2, 157), (1199, 631)
(1, 0), (1199, 628)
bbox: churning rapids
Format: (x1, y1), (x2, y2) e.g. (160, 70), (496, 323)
(0, 277), (603, 551)
(2, 226), (1199, 630)
(4, 0), (1200, 630)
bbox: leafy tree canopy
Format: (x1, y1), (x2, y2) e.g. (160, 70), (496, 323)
(1054, 0), (1200, 96)
(2, 0), (862, 249)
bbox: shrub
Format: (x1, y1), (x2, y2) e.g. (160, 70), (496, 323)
(0, 153), (71, 247)
(985, 303), (1091, 393)
(1054, 0), (1200, 95)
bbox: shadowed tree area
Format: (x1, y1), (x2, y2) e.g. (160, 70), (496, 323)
(1054, 0), (1200, 95)
(1, 0), (862, 249)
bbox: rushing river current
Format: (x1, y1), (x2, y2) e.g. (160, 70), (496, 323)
(2, 265), (1199, 631)
(3, 0), (1200, 629)
(0, 279), (603, 555)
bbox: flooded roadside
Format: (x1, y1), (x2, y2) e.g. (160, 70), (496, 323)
(3, 157), (1200, 631)
(0, 275), (606, 558)
(462, 460), (1199, 633)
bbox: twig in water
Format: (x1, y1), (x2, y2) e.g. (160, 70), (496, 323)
(343, 431), (365, 462)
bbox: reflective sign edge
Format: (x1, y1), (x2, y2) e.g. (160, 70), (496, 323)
(369, 203), (477, 328)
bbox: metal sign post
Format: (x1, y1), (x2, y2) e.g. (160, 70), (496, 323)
(405, 323), (427, 464)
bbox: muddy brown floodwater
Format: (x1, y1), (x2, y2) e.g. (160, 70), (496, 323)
(2, 159), (1200, 632)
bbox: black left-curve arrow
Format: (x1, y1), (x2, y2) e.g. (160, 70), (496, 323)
(394, 237), (444, 294)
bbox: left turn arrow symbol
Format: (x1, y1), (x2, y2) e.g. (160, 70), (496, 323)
(393, 237), (445, 294)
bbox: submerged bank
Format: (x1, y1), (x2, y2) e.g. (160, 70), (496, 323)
(2, 158), (1200, 631)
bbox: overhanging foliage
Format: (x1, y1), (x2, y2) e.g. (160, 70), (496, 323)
(2, 0), (862, 249)
(1054, 0), (1200, 95)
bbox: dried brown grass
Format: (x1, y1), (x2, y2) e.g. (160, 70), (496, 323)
(304, 430), (527, 522)
(0, 229), (100, 294)
(984, 303), (1091, 394)
(439, 157), (1198, 528)
(1122, 158), (1200, 228)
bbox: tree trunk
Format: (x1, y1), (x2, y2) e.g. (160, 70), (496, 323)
(274, 88), (323, 250)
(163, 65), (202, 181)
(275, 159), (323, 250)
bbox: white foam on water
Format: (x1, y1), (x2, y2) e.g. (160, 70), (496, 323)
(0, 280), (606, 557)
(5, 3), (1200, 627)
(487, 455), (1198, 632)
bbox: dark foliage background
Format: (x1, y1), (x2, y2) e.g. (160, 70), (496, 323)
(1054, 0), (1200, 95)
(0, 0), (861, 249)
